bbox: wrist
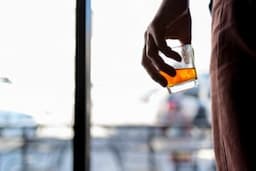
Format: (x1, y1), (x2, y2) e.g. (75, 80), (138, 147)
(153, 0), (190, 25)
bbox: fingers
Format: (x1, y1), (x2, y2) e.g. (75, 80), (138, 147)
(142, 46), (167, 87)
(165, 49), (182, 62)
(148, 28), (182, 62)
(153, 35), (182, 62)
(142, 32), (179, 87)
(146, 34), (176, 77)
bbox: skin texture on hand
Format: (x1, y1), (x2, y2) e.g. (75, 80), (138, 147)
(142, 0), (191, 87)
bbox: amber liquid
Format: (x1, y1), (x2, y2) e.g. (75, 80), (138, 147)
(159, 68), (197, 87)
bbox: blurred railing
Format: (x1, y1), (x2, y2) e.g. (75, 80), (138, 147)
(0, 124), (215, 171)
(0, 125), (72, 171)
(91, 124), (215, 171)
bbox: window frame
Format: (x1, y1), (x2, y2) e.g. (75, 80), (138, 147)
(74, 0), (90, 171)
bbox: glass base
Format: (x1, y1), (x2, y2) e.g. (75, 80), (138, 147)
(167, 80), (199, 94)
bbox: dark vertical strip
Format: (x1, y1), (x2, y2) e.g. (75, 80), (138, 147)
(74, 0), (90, 170)
(86, 0), (91, 170)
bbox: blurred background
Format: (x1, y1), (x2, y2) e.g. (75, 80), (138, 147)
(0, 0), (75, 170)
(90, 0), (214, 171)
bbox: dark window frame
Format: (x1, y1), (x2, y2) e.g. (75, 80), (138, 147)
(74, 0), (90, 171)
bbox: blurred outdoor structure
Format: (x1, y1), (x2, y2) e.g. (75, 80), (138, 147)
(90, 0), (214, 171)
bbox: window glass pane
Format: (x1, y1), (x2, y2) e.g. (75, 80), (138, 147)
(0, 1), (75, 170)
(91, 0), (214, 171)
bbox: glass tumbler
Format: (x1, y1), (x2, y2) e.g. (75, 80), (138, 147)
(159, 44), (198, 94)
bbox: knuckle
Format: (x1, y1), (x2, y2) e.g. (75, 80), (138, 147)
(146, 48), (156, 59)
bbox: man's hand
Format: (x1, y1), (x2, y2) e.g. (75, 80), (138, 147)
(142, 0), (191, 87)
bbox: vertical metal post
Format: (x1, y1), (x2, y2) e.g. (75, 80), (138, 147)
(74, 0), (91, 170)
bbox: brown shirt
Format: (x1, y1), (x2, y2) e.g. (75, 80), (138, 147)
(211, 0), (256, 170)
